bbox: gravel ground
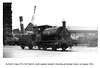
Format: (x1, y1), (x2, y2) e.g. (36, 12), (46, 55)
(3, 45), (97, 58)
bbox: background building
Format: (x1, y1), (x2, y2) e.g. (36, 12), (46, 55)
(3, 3), (12, 44)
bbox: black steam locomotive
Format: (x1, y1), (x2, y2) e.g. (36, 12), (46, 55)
(19, 20), (74, 51)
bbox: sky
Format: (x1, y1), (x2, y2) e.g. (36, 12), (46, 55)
(2, 0), (100, 30)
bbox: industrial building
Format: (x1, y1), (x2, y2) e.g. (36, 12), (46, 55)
(3, 2), (12, 44)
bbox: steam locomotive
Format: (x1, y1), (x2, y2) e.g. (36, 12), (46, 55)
(19, 20), (74, 51)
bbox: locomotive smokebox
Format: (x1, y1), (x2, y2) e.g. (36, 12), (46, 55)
(62, 19), (66, 28)
(19, 16), (25, 34)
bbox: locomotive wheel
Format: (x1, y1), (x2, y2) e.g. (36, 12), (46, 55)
(52, 48), (57, 51)
(52, 46), (57, 51)
(38, 46), (41, 50)
(28, 46), (33, 49)
(21, 46), (25, 49)
(62, 47), (66, 51)
(43, 47), (47, 50)
(42, 45), (47, 50)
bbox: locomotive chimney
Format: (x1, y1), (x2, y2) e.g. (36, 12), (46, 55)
(62, 19), (66, 28)
(19, 16), (25, 34)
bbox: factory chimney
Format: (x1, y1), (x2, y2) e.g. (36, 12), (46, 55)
(62, 19), (66, 28)
(19, 16), (25, 34)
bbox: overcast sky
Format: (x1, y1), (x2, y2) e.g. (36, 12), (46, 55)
(2, 0), (100, 30)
